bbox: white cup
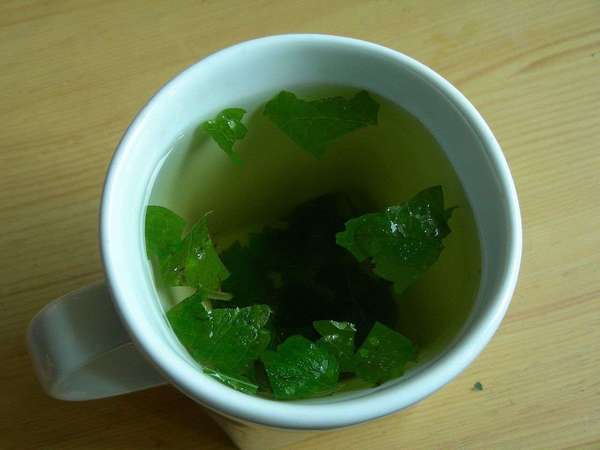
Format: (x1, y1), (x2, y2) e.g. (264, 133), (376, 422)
(28, 34), (521, 448)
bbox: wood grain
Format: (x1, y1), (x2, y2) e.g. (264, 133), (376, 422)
(1, 1), (599, 449)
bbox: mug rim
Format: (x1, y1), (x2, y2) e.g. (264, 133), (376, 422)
(101, 34), (522, 429)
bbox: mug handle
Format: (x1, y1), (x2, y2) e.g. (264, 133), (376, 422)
(27, 281), (166, 400)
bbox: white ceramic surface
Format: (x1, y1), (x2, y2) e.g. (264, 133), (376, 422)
(28, 34), (521, 431)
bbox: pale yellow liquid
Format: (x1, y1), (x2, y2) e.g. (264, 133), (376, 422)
(149, 86), (480, 364)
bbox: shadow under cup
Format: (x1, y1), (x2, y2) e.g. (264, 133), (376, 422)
(103, 35), (520, 429)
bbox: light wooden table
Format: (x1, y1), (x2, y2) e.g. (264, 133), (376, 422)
(2, 1), (599, 449)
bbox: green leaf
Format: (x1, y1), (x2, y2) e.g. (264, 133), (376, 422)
(201, 108), (247, 163)
(219, 194), (398, 344)
(263, 90), (379, 158)
(336, 186), (454, 293)
(352, 322), (416, 384)
(220, 235), (277, 309)
(145, 206), (185, 260)
(335, 377), (376, 393)
(313, 320), (356, 372)
(261, 335), (339, 400)
(167, 291), (272, 378)
(162, 214), (229, 291)
(205, 290), (233, 301)
(203, 368), (259, 395)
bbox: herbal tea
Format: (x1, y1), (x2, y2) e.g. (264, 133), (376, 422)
(145, 86), (480, 400)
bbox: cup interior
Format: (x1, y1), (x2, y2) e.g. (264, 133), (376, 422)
(101, 35), (521, 428)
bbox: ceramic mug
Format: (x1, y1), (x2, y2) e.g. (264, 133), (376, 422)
(28, 34), (521, 449)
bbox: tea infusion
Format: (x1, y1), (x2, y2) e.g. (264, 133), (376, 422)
(145, 87), (480, 400)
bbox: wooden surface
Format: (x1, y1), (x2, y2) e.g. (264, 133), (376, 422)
(2, 1), (599, 449)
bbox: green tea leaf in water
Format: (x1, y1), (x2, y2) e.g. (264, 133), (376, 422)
(336, 186), (454, 294)
(352, 322), (416, 384)
(220, 232), (280, 309)
(261, 335), (339, 400)
(167, 291), (272, 380)
(313, 320), (357, 373)
(219, 194), (398, 343)
(201, 108), (248, 163)
(203, 368), (259, 395)
(335, 377), (376, 393)
(263, 90), (379, 158)
(162, 214), (229, 291)
(145, 206), (185, 260)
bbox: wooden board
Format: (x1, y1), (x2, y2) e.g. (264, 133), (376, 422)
(1, 1), (599, 448)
